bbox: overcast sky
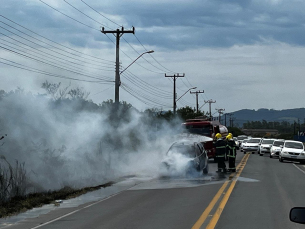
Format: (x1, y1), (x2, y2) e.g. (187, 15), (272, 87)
(1, 0), (305, 114)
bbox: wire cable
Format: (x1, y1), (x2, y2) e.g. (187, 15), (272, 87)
(121, 84), (171, 108)
(63, 0), (113, 30)
(121, 71), (172, 99)
(122, 82), (172, 107)
(0, 36), (114, 78)
(38, 0), (99, 31)
(122, 37), (166, 74)
(0, 24), (114, 69)
(92, 85), (114, 96)
(0, 15), (114, 63)
(123, 69), (172, 96)
(0, 45), (113, 82)
(0, 58), (112, 84)
(80, 0), (122, 28)
(134, 34), (176, 74)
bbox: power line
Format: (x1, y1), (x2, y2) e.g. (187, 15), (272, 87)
(78, 0), (173, 75)
(80, 0), (122, 27)
(121, 85), (163, 108)
(119, 41), (164, 74)
(134, 34), (176, 74)
(121, 71), (172, 99)
(122, 82), (171, 107)
(0, 15), (114, 63)
(0, 39), (113, 82)
(121, 83), (171, 108)
(62, 0), (112, 29)
(64, 1), (175, 76)
(92, 85), (114, 96)
(38, 0), (99, 31)
(0, 36), (114, 78)
(0, 25), (114, 69)
(0, 45), (113, 82)
(122, 70), (172, 96)
(122, 37), (166, 74)
(0, 58), (112, 84)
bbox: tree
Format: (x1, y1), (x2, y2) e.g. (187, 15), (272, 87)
(41, 81), (61, 99)
(68, 87), (90, 100)
(177, 106), (204, 121)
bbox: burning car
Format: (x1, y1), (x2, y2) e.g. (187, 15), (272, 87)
(161, 136), (209, 176)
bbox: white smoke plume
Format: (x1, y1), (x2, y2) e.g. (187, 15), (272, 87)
(0, 89), (182, 192)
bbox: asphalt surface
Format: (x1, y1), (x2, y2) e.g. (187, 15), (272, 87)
(2, 150), (305, 229)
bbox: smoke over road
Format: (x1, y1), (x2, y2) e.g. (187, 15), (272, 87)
(0, 89), (182, 191)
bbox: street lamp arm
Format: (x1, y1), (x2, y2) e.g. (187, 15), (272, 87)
(176, 87), (197, 102)
(120, 50), (154, 75)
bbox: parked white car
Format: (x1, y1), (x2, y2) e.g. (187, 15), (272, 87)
(240, 139), (249, 152)
(237, 135), (248, 147)
(259, 139), (275, 156)
(270, 139), (285, 158)
(279, 140), (305, 164)
(243, 138), (262, 154)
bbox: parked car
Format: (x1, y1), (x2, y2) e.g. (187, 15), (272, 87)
(279, 140), (305, 164)
(243, 138), (262, 154)
(233, 137), (239, 149)
(270, 139), (285, 158)
(237, 135), (248, 147)
(161, 137), (209, 175)
(259, 139), (275, 156)
(240, 139), (249, 152)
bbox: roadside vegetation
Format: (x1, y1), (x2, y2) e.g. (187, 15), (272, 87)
(0, 181), (113, 218)
(0, 80), (298, 218)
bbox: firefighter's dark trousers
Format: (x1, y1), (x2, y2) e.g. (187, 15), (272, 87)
(217, 156), (226, 172)
(228, 156), (236, 172)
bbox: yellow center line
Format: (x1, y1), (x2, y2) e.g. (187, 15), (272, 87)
(206, 153), (250, 229)
(191, 153), (250, 229)
(191, 180), (229, 229)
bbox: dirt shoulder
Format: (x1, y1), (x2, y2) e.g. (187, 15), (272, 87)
(0, 182), (114, 218)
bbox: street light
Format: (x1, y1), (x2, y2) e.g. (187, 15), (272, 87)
(120, 50), (154, 75)
(174, 87), (197, 115)
(176, 87), (197, 102)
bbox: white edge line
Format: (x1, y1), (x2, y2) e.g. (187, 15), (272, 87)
(30, 186), (132, 229)
(293, 164), (305, 175)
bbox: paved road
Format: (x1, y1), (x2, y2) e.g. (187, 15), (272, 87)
(2, 151), (305, 229)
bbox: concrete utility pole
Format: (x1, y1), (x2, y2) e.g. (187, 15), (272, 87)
(190, 90), (204, 113)
(227, 113), (234, 127)
(204, 99), (216, 119)
(231, 117), (235, 127)
(215, 108), (225, 123)
(165, 73), (185, 115)
(101, 27), (135, 104)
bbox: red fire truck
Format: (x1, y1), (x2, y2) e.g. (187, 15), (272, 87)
(181, 117), (228, 162)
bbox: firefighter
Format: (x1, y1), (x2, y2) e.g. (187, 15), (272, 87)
(226, 133), (237, 172)
(213, 133), (227, 173)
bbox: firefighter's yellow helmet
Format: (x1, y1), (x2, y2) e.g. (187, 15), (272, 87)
(215, 133), (222, 139)
(226, 134), (232, 140)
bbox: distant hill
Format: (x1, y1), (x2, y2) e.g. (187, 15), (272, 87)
(228, 108), (305, 127)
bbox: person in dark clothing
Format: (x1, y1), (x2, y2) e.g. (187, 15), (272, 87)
(213, 133), (227, 173)
(226, 133), (237, 172)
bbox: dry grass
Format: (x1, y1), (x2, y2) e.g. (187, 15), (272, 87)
(0, 156), (27, 205)
(0, 182), (113, 218)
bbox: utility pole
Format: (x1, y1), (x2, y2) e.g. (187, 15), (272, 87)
(224, 113), (229, 126)
(231, 117), (235, 127)
(165, 73), (185, 115)
(101, 27), (135, 104)
(190, 90), (204, 113)
(215, 108), (225, 123)
(204, 99), (216, 120)
(228, 113), (234, 127)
